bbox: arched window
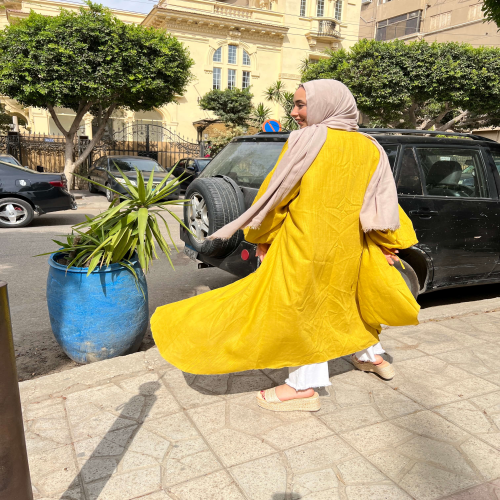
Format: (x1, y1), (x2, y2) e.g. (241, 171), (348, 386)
(243, 50), (251, 66)
(213, 47), (222, 63)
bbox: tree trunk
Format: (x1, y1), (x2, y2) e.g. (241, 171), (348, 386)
(63, 134), (76, 192)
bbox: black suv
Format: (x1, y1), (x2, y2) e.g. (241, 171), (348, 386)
(180, 129), (500, 297)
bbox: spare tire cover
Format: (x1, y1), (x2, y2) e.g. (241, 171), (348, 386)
(184, 177), (244, 258)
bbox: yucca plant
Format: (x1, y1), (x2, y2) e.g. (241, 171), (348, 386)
(39, 165), (191, 277)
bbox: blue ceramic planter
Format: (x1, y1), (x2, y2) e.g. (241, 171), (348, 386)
(47, 253), (148, 364)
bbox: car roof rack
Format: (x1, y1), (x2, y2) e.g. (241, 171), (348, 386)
(361, 128), (496, 142)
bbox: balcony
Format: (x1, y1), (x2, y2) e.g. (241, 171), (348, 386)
(306, 18), (342, 48)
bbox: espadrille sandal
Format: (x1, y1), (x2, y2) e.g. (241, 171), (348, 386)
(351, 355), (395, 381)
(256, 387), (321, 412)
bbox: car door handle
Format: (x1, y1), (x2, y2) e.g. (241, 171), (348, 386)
(409, 210), (439, 218)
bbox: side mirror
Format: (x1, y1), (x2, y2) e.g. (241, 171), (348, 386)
(186, 165), (195, 171)
(36, 165), (44, 172)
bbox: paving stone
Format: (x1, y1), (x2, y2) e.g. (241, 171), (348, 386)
(337, 455), (388, 483)
(144, 347), (175, 372)
(127, 426), (171, 460)
(441, 482), (500, 499)
(377, 336), (427, 362)
(341, 421), (413, 453)
(397, 436), (477, 478)
(228, 400), (282, 435)
(141, 411), (193, 442)
(372, 390), (423, 419)
(167, 470), (245, 499)
(435, 400), (497, 434)
(387, 379), (462, 408)
(205, 427), (276, 467)
(345, 484), (413, 500)
(399, 462), (478, 500)
(188, 401), (226, 434)
(86, 466), (162, 500)
(393, 410), (469, 442)
(229, 374), (275, 394)
(329, 381), (372, 407)
(261, 416), (333, 450)
(320, 405), (384, 433)
(121, 451), (158, 472)
(193, 374), (230, 395)
(78, 457), (118, 483)
(369, 449), (412, 480)
(161, 369), (223, 409)
(230, 453), (287, 500)
(460, 437), (500, 481)
(291, 468), (339, 499)
(284, 435), (357, 473)
(23, 398), (67, 420)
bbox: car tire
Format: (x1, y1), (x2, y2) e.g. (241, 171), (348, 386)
(105, 183), (114, 202)
(0, 198), (35, 228)
(184, 178), (244, 258)
(88, 179), (98, 193)
(394, 259), (419, 298)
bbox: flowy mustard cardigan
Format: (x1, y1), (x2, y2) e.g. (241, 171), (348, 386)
(151, 130), (419, 375)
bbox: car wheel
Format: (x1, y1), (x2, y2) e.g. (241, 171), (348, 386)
(394, 259), (419, 299)
(0, 198), (35, 228)
(105, 183), (114, 202)
(184, 178), (244, 258)
(88, 179), (98, 193)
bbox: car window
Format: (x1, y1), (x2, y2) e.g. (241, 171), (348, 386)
(415, 147), (489, 198)
(187, 160), (196, 169)
(381, 145), (399, 171)
(397, 148), (423, 196)
(177, 160), (186, 169)
(109, 158), (165, 172)
(0, 155), (21, 166)
(200, 141), (285, 189)
(196, 159), (211, 171)
(488, 149), (500, 174)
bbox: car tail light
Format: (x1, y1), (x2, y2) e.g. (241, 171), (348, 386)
(241, 249), (250, 261)
(49, 181), (65, 188)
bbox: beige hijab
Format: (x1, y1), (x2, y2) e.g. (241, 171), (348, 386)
(207, 79), (399, 241)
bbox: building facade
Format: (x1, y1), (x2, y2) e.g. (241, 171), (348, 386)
(360, 0), (500, 47)
(0, 0), (362, 141)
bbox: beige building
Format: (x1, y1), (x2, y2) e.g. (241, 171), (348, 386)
(1, 0), (362, 141)
(360, 0), (500, 47)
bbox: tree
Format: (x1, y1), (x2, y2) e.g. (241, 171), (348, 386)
(264, 81), (299, 131)
(250, 103), (272, 127)
(482, 0), (500, 29)
(0, 105), (15, 133)
(199, 88), (253, 128)
(302, 39), (500, 131)
(0, 2), (193, 188)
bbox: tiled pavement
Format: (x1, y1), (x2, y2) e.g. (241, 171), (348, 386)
(21, 309), (500, 500)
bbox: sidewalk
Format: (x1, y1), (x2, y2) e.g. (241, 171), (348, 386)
(22, 303), (500, 500)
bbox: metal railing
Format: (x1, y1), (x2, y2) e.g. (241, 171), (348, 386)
(318, 20), (340, 37)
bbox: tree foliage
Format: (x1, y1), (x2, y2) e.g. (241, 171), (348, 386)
(250, 103), (272, 127)
(0, 2), (193, 187)
(302, 39), (500, 131)
(482, 0), (500, 29)
(199, 88), (253, 127)
(264, 81), (299, 131)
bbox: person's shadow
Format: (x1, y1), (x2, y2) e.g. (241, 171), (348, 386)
(61, 381), (160, 499)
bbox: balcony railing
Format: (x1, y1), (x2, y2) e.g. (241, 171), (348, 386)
(318, 20), (340, 37)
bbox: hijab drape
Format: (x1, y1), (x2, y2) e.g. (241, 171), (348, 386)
(207, 79), (399, 241)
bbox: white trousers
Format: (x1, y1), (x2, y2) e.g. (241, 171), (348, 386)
(285, 342), (385, 391)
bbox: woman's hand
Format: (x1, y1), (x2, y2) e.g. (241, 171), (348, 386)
(380, 246), (400, 266)
(256, 243), (270, 262)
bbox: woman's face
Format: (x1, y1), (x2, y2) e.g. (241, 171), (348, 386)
(290, 87), (307, 128)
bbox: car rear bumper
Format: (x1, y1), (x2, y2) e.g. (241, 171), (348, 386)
(180, 225), (258, 278)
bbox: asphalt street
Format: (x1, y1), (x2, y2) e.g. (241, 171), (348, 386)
(1, 190), (500, 381)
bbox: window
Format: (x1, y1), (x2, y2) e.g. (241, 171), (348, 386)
(213, 47), (222, 63)
(469, 2), (483, 21)
(213, 67), (221, 90)
(228, 69), (236, 89)
(397, 148), (423, 196)
(316, 0), (324, 17)
(488, 149), (500, 174)
(300, 0), (306, 17)
(242, 71), (251, 89)
(381, 144), (399, 171)
(415, 148), (489, 198)
(228, 45), (237, 65)
(243, 50), (251, 66)
(376, 11), (422, 40)
(430, 11), (451, 30)
(334, 0), (342, 20)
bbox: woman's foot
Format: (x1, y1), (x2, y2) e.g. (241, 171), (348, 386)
(351, 354), (395, 380)
(260, 384), (314, 402)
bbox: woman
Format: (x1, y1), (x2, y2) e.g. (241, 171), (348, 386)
(151, 79), (419, 412)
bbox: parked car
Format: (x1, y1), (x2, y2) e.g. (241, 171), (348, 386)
(171, 157), (212, 191)
(88, 155), (178, 202)
(0, 161), (76, 228)
(180, 129), (500, 297)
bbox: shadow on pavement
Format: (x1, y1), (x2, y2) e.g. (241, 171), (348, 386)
(61, 381), (160, 500)
(418, 282), (500, 309)
(29, 213), (95, 227)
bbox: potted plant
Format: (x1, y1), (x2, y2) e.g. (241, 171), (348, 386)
(41, 167), (187, 364)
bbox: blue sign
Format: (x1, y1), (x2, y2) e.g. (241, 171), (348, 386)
(262, 120), (282, 133)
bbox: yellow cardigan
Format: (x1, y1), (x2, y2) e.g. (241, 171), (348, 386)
(151, 130), (419, 375)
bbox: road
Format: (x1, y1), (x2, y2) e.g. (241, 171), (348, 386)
(1, 190), (500, 381)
